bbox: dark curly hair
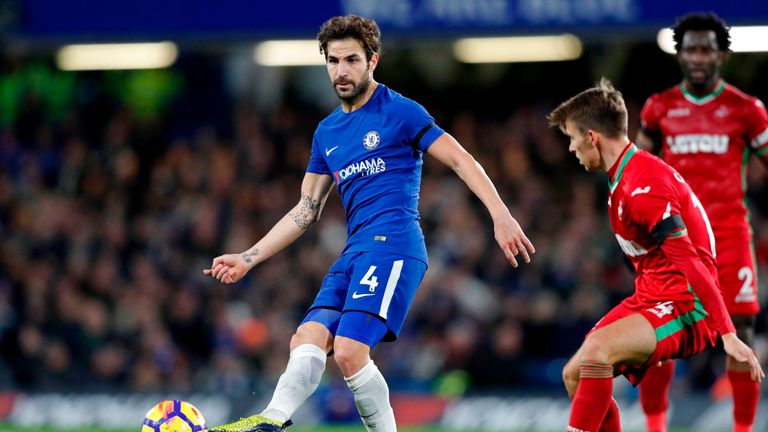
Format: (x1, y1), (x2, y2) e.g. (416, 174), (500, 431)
(672, 12), (731, 53)
(317, 15), (382, 62)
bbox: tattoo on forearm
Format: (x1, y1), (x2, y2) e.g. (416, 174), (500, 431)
(242, 249), (259, 264)
(289, 195), (321, 229)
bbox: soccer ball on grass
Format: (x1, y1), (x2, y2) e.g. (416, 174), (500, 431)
(142, 400), (208, 432)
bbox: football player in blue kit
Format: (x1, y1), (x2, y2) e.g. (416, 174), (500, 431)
(204, 15), (535, 432)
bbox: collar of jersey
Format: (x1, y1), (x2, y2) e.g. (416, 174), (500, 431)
(608, 144), (637, 194)
(340, 83), (384, 114)
(680, 79), (725, 105)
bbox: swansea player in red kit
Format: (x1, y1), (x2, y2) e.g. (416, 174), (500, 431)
(548, 79), (763, 432)
(637, 12), (768, 432)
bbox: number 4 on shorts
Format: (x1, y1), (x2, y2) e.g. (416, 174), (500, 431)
(649, 300), (674, 318)
(360, 265), (379, 292)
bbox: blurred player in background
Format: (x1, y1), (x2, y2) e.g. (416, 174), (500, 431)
(548, 78), (763, 432)
(203, 14), (534, 432)
(636, 12), (768, 432)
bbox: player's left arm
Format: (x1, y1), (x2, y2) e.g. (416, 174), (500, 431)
(427, 133), (534, 267)
(756, 149), (768, 169)
(747, 97), (768, 168)
(752, 135), (768, 169)
(629, 182), (762, 381)
(756, 148), (768, 169)
(629, 182), (735, 335)
(658, 230), (763, 381)
(654, 222), (735, 336)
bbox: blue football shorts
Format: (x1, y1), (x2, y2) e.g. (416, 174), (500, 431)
(301, 251), (427, 346)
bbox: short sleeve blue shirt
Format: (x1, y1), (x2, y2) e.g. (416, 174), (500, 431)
(306, 84), (444, 263)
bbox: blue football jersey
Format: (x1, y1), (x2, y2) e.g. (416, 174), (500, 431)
(306, 84), (444, 263)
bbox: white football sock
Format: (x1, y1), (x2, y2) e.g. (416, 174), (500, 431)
(261, 344), (327, 424)
(345, 360), (397, 432)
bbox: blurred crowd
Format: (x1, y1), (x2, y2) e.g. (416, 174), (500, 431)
(1, 56), (767, 397)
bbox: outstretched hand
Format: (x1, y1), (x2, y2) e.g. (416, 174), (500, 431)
(203, 253), (251, 284)
(494, 214), (535, 267)
(722, 333), (764, 382)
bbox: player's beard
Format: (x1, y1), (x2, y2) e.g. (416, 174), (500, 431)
(682, 63), (719, 93)
(334, 70), (371, 105)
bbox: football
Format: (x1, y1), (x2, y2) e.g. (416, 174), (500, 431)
(142, 400), (208, 432)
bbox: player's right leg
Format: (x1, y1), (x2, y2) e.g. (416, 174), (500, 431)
(210, 256), (354, 432)
(715, 235), (760, 432)
(638, 360), (675, 432)
(209, 320), (334, 432)
(260, 321), (334, 424)
(562, 346), (621, 432)
(727, 313), (758, 432)
(566, 313), (657, 432)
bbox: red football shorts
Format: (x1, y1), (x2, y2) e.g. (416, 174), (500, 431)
(715, 233), (760, 315)
(589, 294), (718, 386)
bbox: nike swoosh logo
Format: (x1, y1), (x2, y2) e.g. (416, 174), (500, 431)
(352, 291), (375, 299)
(325, 146), (339, 156)
(631, 186), (651, 196)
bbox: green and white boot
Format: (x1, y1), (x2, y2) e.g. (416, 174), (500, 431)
(208, 415), (292, 432)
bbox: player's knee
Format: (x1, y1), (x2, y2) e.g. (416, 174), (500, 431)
(291, 322), (332, 351)
(289, 333), (304, 351)
(562, 363), (579, 396)
(333, 341), (370, 377)
(580, 336), (613, 365)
